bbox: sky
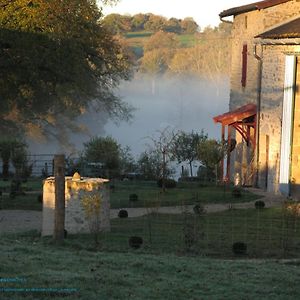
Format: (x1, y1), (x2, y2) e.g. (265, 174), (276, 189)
(101, 0), (254, 29)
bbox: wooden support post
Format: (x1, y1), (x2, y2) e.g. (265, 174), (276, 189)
(226, 126), (232, 182)
(53, 154), (65, 243)
(221, 124), (225, 181)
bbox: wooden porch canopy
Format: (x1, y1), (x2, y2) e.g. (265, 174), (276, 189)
(213, 103), (257, 180)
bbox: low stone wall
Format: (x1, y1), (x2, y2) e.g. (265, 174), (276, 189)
(42, 174), (110, 236)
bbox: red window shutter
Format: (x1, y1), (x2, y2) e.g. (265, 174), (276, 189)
(241, 44), (247, 87)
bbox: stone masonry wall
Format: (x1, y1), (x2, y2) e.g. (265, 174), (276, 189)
(228, 0), (300, 192)
(42, 175), (110, 236)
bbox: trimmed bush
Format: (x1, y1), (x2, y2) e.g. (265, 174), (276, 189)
(232, 187), (242, 198)
(129, 236), (143, 249)
(129, 193), (138, 202)
(157, 178), (177, 188)
(193, 204), (205, 215)
(118, 209), (128, 218)
(232, 242), (247, 255)
(255, 200), (265, 209)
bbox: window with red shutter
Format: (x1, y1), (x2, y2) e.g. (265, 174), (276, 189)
(241, 44), (247, 87)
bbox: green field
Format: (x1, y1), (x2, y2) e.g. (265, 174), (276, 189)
(109, 180), (260, 209)
(1, 208), (300, 299)
(124, 31), (198, 57)
(0, 180), (261, 211)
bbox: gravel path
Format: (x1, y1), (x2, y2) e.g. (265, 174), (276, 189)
(0, 187), (286, 234)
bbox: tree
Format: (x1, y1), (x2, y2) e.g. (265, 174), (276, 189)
(146, 128), (177, 192)
(83, 136), (121, 176)
(144, 14), (167, 32)
(197, 139), (228, 182)
(163, 18), (182, 34)
(137, 151), (161, 180)
(0, 0), (132, 142)
(0, 138), (27, 180)
(181, 17), (199, 34)
(144, 31), (179, 52)
(173, 130), (207, 177)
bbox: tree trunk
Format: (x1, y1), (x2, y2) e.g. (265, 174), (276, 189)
(189, 161), (193, 177)
(53, 154), (65, 243)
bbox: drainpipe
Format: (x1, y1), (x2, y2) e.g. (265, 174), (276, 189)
(253, 44), (263, 188)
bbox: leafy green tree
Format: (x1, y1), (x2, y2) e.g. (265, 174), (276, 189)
(0, 0), (132, 141)
(137, 151), (161, 180)
(197, 139), (228, 182)
(173, 130), (207, 177)
(83, 136), (121, 174)
(119, 146), (137, 174)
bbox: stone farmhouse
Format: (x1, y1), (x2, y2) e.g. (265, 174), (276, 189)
(213, 0), (300, 197)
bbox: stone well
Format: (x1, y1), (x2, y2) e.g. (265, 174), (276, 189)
(42, 173), (110, 236)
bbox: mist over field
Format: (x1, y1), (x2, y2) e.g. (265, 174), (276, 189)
(28, 75), (229, 157)
(104, 75), (229, 157)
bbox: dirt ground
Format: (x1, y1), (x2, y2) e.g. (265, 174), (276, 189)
(0, 187), (286, 234)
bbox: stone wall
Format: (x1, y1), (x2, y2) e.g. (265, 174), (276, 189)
(228, 0), (300, 192)
(42, 174), (110, 236)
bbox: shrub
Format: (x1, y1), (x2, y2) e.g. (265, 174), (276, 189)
(193, 204), (205, 215)
(232, 242), (247, 255)
(157, 178), (177, 188)
(232, 187), (242, 198)
(129, 193), (138, 202)
(37, 194), (43, 203)
(255, 200), (265, 209)
(129, 236), (143, 249)
(64, 229), (68, 239)
(118, 209), (128, 218)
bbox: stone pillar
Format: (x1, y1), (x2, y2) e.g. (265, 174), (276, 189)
(42, 173), (110, 236)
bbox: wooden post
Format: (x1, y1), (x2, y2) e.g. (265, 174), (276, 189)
(226, 126), (232, 182)
(221, 124), (225, 181)
(53, 154), (65, 243)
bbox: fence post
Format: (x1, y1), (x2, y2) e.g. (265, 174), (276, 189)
(53, 154), (65, 243)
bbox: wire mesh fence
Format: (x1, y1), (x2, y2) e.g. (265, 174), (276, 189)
(1, 154), (300, 259)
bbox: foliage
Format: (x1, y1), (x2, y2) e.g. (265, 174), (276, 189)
(173, 130), (207, 177)
(137, 151), (162, 180)
(103, 13), (199, 34)
(146, 128), (177, 192)
(81, 192), (102, 244)
(197, 138), (228, 180)
(118, 209), (128, 218)
(83, 136), (121, 175)
(0, 138), (29, 180)
(119, 146), (137, 175)
(255, 200), (265, 209)
(232, 242), (247, 255)
(0, 0), (133, 141)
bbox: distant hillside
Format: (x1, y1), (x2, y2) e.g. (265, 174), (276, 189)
(103, 13), (232, 77)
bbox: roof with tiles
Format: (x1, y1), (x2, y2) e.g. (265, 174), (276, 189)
(256, 17), (300, 38)
(219, 0), (292, 18)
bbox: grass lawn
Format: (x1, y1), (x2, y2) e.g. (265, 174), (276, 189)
(1, 228), (300, 299)
(109, 180), (261, 209)
(0, 180), (261, 211)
